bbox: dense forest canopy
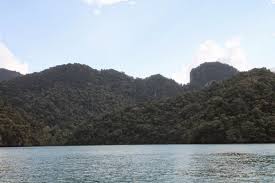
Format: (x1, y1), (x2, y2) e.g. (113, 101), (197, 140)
(70, 68), (275, 145)
(1, 62), (274, 146)
(0, 63), (184, 145)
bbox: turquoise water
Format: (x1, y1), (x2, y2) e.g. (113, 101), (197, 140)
(0, 145), (275, 182)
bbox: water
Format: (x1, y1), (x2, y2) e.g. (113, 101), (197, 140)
(0, 145), (275, 183)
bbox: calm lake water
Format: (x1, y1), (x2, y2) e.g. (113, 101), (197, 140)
(0, 145), (275, 183)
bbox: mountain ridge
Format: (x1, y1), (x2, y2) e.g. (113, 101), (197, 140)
(190, 62), (239, 88)
(0, 63), (184, 145)
(0, 62), (254, 146)
(0, 68), (22, 82)
(70, 68), (275, 145)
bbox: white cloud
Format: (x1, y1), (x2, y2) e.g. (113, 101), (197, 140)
(172, 37), (249, 84)
(82, 0), (135, 15)
(272, 0), (275, 4)
(83, 0), (130, 7)
(128, 1), (136, 5)
(93, 9), (102, 15)
(0, 42), (28, 74)
(272, 33), (275, 37)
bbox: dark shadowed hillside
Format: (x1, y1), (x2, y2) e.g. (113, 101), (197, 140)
(70, 68), (275, 145)
(190, 62), (239, 88)
(0, 63), (184, 145)
(0, 97), (46, 146)
(0, 68), (22, 82)
(135, 74), (184, 103)
(2, 62), (274, 146)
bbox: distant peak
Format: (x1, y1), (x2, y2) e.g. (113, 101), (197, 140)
(46, 63), (94, 71)
(146, 74), (166, 80)
(0, 68), (22, 74)
(40, 63), (98, 76)
(195, 61), (238, 69)
(0, 68), (22, 81)
(190, 62), (239, 88)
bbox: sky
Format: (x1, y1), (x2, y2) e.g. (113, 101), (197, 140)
(0, 0), (275, 83)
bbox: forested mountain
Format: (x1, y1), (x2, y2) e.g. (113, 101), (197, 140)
(70, 68), (275, 145)
(0, 63), (183, 145)
(0, 68), (22, 82)
(0, 96), (47, 146)
(1, 62), (272, 146)
(190, 62), (239, 88)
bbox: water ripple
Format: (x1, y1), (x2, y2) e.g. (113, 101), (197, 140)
(0, 145), (275, 182)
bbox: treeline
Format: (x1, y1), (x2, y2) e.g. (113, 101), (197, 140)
(0, 63), (184, 145)
(1, 62), (274, 146)
(69, 68), (275, 144)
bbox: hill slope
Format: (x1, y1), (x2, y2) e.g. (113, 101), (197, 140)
(190, 62), (239, 88)
(0, 68), (22, 82)
(70, 68), (275, 145)
(0, 97), (46, 146)
(0, 63), (183, 145)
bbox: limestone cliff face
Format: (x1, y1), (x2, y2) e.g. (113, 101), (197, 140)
(190, 62), (239, 88)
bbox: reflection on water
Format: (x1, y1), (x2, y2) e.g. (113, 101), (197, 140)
(0, 145), (275, 182)
(187, 153), (275, 182)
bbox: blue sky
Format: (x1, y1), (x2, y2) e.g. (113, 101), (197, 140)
(0, 0), (275, 83)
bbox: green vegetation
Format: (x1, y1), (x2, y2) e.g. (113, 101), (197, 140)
(0, 97), (42, 146)
(70, 68), (275, 144)
(0, 63), (184, 145)
(1, 62), (274, 146)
